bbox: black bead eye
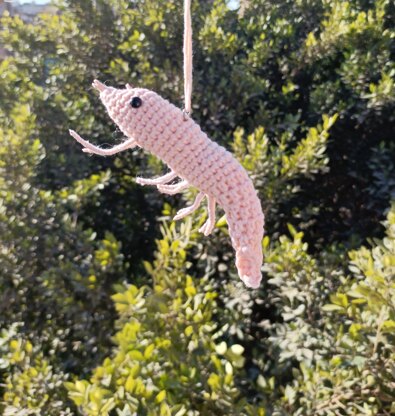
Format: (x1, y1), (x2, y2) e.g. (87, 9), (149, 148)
(130, 96), (142, 108)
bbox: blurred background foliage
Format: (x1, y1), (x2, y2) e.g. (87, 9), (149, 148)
(0, 0), (394, 414)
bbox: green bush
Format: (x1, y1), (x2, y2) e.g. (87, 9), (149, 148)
(0, 106), (124, 375)
(265, 204), (395, 415)
(0, 324), (72, 415)
(0, 0), (394, 414)
(66, 222), (265, 415)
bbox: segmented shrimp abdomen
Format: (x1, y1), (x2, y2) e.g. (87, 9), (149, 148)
(220, 167), (265, 289)
(129, 92), (265, 287)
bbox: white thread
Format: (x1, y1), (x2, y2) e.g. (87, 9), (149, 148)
(183, 0), (192, 115)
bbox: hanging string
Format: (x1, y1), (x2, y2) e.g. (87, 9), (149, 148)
(183, 0), (192, 116)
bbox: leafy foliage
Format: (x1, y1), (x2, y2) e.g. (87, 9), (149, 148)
(232, 114), (338, 234)
(0, 324), (72, 415)
(66, 222), (265, 415)
(270, 204), (395, 415)
(0, 0), (394, 415)
(0, 106), (124, 375)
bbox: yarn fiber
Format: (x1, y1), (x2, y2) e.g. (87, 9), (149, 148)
(70, 81), (265, 288)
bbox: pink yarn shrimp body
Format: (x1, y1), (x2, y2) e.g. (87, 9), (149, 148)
(70, 80), (264, 288)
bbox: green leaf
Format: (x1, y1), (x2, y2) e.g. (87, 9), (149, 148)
(156, 390), (166, 404)
(229, 344), (244, 356)
(382, 320), (395, 332)
(322, 304), (344, 312)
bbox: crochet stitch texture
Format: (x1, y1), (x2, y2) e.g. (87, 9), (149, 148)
(70, 80), (265, 288)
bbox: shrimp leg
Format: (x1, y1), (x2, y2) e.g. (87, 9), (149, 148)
(69, 130), (136, 156)
(136, 171), (177, 186)
(199, 195), (216, 236)
(173, 192), (205, 221)
(157, 180), (190, 195)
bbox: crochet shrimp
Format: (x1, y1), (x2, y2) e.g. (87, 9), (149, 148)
(69, 80), (265, 288)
